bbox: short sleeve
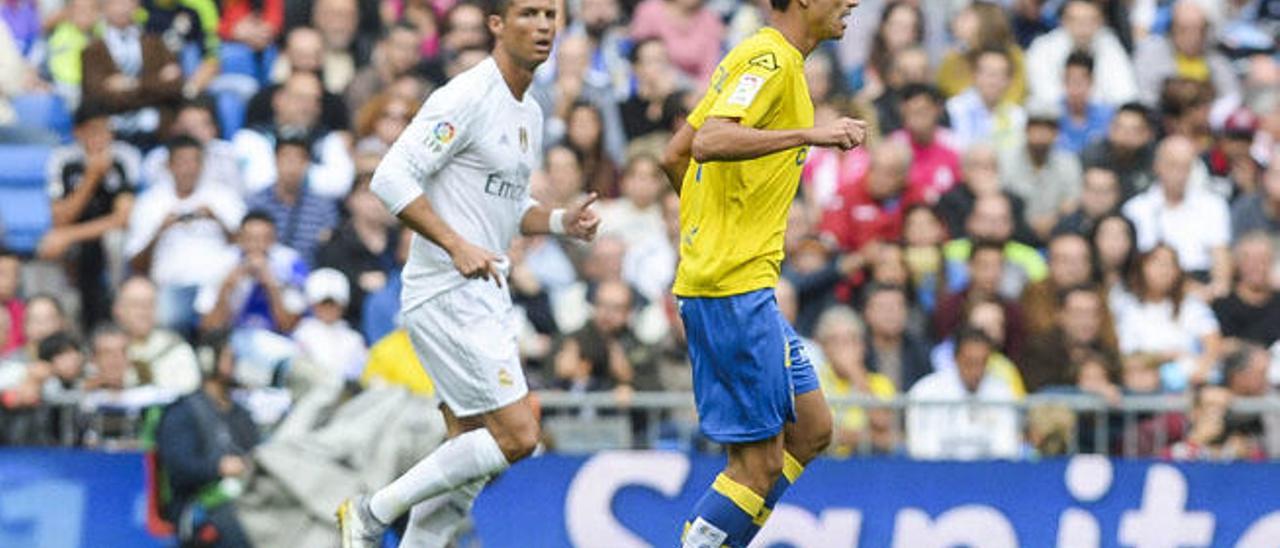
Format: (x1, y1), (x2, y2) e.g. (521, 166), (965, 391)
(391, 88), (477, 180)
(1180, 297), (1220, 339)
(687, 50), (784, 129)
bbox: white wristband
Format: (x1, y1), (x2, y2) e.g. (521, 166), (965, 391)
(549, 208), (567, 235)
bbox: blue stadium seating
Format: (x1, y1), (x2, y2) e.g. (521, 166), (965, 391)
(217, 90), (248, 139)
(0, 144), (53, 255)
(218, 43), (278, 85)
(10, 94), (72, 143)
(0, 187), (52, 255)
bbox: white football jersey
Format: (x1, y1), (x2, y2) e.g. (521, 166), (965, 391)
(372, 57), (544, 311)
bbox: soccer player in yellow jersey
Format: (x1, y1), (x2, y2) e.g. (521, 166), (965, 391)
(661, 0), (865, 544)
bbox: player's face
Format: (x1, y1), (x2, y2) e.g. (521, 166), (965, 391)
(492, 0), (557, 69)
(810, 0), (859, 42)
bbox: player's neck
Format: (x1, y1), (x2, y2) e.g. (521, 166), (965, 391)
(492, 49), (536, 101)
(770, 15), (818, 57)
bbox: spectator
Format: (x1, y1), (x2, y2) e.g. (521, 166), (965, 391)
(860, 284), (931, 392)
(437, 2), (491, 65)
(1123, 136), (1232, 296)
(346, 23), (424, 117)
(553, 280), (655, 400)
(1088, 215), (1137, 296)
(934, 241), (1028, 359)
(1023, 285), (1122, 392)
(143, 99), (243, 192)
(112, 276), (201, 394)
(1167, 384), (1264, 461)
(235, 70), (355, 199)
(1082, 102), (1156, 199)
(156, 329), (259, 548)
(126, 137), (245, 333)
(945, 47), (1027, 154)
(888, 84), (962, 203)
(871, 46), (931, 135)
(1133, 0), (1240, 109)
(10, 295), (67, 363)
(566, 0), (632, 99)
(1056, 50), (1114, 155)
(40, 104), (140, 333)
(812, 306), (898, 457)
(83, 323), (132, 393)
(1220, 344), (1280, 457)
(935, 143), (1036, 245)
(246, 27), (353, 134)
(821, 142), (922, 253)
(534, 34), (626, 168)
(82, 0), (185, 148)
(862, 1), (924, 100)
(931, 296), (1028, 397)
(1206, 108), (1263, 199)
(195, 211), (307, 335)
(942, 193), (1048, 299)
(219, 0), (283, 57)
(246, 136), (341, 261)
(292, 268), (367, 383)
(622, 188), (679, 306)
(1002, 102), (1083, 242)
(596, 155), (668, 248)
(0, 248), (22, 354)
(1053, 166), (1123, 237)
(142, 0), (222, 96)
(309, 0), (362, 93)
(619, 38), (687, 141)
(360, 227), (411, 344)
(935, 1), (1027, 103)
(1212, 234), (1280, 348)
(1114, 245), (1223, 388)
(1231, 158), (1280, 242)
(563, 100), (621, 198)
(801, 102), (872, 215)
(901, 204), (949, 314)
(1020, 233), (1104, 339)
(629, 0), (724, 86)
(908, 326), (1020, 460)
(316, 178), (400, 330)
(45, 0), (98, 108)
(1025, 0), (1139, 106)
(1024, 404), (1077, 457)
(353, 92), (419, 156)
(36, 329), (84, 391)
(1066, 348), (1123, 405)
(1158, 77), (1214, 151)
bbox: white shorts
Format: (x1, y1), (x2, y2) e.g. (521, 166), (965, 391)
(402, 280), (528, 417)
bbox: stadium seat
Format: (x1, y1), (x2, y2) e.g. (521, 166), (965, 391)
(216, 90), (247, 139)
(10, 94), (72, 143)
(0, 144), (52, 189)
(0, 187), (52, 255)
(218, 43), (278, 85)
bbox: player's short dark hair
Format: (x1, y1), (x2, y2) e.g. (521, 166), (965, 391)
(73, 102), (112, 127)
(477, 0), (509, 18)
(899, 83), (942, 105)
(769, 0), (791, 12)
(37, 330), (81, 362)
(953, 325), (995, 354)
(1065, 50), (1094, 75)
(166, 135), (203, 156)
(241, 209), (276, 229)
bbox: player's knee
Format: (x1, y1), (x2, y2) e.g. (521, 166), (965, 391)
(495, 419), (540, 462)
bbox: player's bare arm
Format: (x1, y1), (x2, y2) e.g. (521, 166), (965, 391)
(661, 122), (695, 194)
(395, 195), (504, 287)
(519, 192), (601, 241)
(691, 115), (866, 163)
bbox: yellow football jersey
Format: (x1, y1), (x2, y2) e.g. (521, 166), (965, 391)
(673, 27), (814, 297)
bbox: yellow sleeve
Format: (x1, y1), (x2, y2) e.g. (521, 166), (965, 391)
(687, 50), (785, 129)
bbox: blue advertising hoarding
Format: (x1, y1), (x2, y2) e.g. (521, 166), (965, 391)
(4, 449), (1280, 547)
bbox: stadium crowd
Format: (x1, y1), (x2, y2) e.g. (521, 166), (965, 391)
(0, 0), (1278, 470)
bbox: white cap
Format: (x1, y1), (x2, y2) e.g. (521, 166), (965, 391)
(305, 268), (350, 306)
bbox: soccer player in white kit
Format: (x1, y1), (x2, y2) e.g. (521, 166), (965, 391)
(335, 0), (599, 545)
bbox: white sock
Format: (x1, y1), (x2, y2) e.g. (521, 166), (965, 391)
(368, 429), (508, 524)
(399, 477), (488, 547)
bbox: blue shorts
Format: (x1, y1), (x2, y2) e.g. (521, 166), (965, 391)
(677, 288), (821, 444)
